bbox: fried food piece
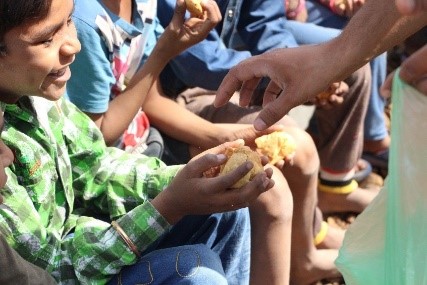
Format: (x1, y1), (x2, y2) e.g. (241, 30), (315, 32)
(255, 131), (297, 165)
(185, 0), (204, 18)
(220, 146), (264, 188)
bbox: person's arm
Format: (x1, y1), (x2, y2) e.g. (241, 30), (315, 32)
(157, 0), (252, 90)
(143, 79), (282, 151)
(215, 0), (427, 131)
(68, 0), (221, 145)
(236, 0), (299, 55)
(143, 80), (227, 149)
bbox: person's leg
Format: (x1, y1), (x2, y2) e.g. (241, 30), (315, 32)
(248, 166), (293, 285)
(176, 90), (343, 283)
(304, 0), (391, 172)
(315, 64), (379, 213)
(274, 126), (342, 284)
(153, 211), (251, 285)
(107, 244), (228, 285)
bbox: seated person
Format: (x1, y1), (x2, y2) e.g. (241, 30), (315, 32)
(66, 0), (346, 283)
(157, 0), (379, 210)
(0, 0), (292, 284)
(302, 0), (390, 174)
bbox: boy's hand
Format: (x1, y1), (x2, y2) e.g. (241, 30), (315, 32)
(159, 0), (221, 57)
(309, 81), (348, 109)
(152, 140), (274, 224)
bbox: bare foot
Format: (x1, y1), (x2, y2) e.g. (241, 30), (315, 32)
(316, 224), (345, 250)
(291, 249), (342, 285)
(317, 186), (380, 213)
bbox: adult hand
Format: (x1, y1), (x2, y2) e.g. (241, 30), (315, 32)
(215, 46), (334, 131)
(160, 0), (221, 57)
(396, 0), (427, 15)
(152, 140), (274, 224)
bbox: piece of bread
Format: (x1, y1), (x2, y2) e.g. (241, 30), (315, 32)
(220, 146), (264, 188)
(255, 131), (297, 165)
(185, 0), (204, 18)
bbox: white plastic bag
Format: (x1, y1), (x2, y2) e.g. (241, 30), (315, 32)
(336, 72), (427, 285)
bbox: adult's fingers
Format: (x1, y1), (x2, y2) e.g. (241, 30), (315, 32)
(262, 81), (282, 106)
(215, 55), (266, 107)
(239, 77), (263, 107)
(253, 84), (302, 131)
(399, 45), (427, 87)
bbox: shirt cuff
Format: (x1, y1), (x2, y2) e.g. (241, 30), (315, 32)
(116, 201), (172, 254)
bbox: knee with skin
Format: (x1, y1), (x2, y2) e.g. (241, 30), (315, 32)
(282, 126), (320, 176)
(251, 166), (293, 222)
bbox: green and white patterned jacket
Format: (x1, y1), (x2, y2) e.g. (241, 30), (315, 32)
(0, 96), (182, 284)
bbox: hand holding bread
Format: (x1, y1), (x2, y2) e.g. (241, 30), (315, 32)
(219, 146), (264, 188)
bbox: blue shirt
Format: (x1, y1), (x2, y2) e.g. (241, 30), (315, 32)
(157, 0), (299, 91)
(67, 0), (163, 114)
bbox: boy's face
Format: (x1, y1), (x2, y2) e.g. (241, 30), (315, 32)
(0, 0), (81, 103)
(0, 111), (14, 195)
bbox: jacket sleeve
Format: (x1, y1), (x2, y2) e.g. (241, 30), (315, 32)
(157, 0), (252, 90)
(236, 0), (299, 55)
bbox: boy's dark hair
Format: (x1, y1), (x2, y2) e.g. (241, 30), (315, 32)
(0, 0), (52, 55)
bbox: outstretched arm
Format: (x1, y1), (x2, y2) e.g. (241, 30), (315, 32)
(215, 0), (427, 131)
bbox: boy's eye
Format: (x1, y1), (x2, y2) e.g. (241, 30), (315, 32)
(42, 39), (54, 47)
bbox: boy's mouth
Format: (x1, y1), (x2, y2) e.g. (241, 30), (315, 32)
(48, 67), (67, 78)
(46, 66), (71, 83)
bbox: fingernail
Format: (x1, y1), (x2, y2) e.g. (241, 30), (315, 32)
(263, 178), (270, 188)
(254, 118), (267, 131)
(217, 154), (226, 160)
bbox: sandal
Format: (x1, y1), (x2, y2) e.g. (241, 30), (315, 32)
(353, 158), (373, 183)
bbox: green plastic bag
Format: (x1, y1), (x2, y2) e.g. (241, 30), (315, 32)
(336, 71), (427, 284)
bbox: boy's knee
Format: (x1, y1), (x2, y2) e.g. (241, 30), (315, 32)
(283, 126), (319, 174)
(110, 244), (227, 285)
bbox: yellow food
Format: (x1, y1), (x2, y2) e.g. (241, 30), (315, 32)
(220, 146), (264, 188)
(185, 0), (204, 18)
(255, 131), (297, 165)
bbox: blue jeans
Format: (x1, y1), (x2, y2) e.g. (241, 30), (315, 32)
(304, 0), (388, 141)
(108, 210), (251, 285)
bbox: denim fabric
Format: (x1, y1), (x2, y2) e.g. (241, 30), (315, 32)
(305, 0), (388, 141)
(109, 210), (251, 285)
(107, 244), (228, 285)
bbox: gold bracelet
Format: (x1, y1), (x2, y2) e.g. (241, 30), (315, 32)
(111, 221), (141, 258)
